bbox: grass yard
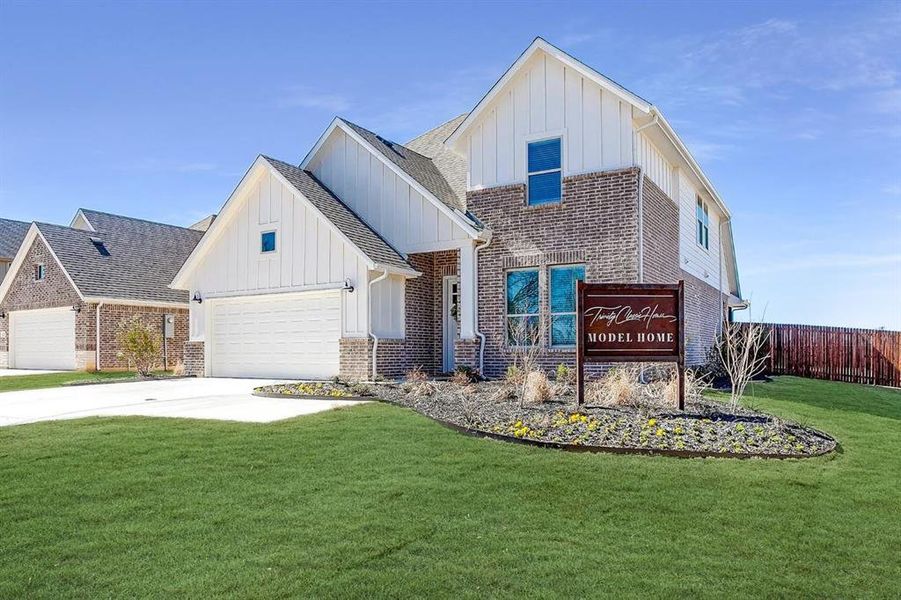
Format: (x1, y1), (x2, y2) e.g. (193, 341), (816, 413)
(0, 371), (167, 393)
(1, 377), (899, 598)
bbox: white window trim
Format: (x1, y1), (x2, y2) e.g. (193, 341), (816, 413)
(525, 133), (565, 206)
(34, 263), (45, 281)
(549, 263), (585, 348)
(696, 196), (710, 252)
(260, 229), (278, 255)
(505, 266), (540, 347)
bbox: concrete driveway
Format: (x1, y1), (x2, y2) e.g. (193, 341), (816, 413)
(0, 369), (63, 377)
(0, 377), (368, 427)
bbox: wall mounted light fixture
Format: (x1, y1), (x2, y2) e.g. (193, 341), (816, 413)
(192, 292), (203, 304)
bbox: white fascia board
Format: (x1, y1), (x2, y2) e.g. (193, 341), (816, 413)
(83, 297), (188, 310)
(0, 225), (86, 305)
(650, 109), (731, 219)
(301, 119), (483, 241)
(170, 156), (269, 290)
(445, 37), (652, 150)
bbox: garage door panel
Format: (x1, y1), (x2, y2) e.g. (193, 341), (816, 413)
(209, 292), (341, 379)
(11, 308), (77, 370)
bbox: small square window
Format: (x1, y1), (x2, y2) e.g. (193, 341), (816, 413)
(261, 231), (276, 253)
(34, 264), (45, 281)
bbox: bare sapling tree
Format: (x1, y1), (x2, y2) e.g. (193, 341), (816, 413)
(717, 314), (770, 411)
(508, 316), (546, 407)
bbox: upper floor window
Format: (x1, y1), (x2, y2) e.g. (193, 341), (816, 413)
(696, 197), (709, 250)
(550, 265), (585, 347)
(527, 138), (562, 205)
(34, 264), (45, 281)
(506, 268), (539, 345)
(261, 231), (277, 253)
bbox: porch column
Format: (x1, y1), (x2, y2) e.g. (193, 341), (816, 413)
(459, 241), (476, 339)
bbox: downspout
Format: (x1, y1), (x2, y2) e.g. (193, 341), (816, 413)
(473, 235), (493, 375)
(95, 302), (103, 371)
(718, 217), (729, 334)
(368, 268), (389, 381)
(632, 114), (659, 284)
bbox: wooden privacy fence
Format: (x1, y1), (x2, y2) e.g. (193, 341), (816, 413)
(761, 323), (901, 388)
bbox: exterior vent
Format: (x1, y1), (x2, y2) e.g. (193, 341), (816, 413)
(90, 237), (111, 256)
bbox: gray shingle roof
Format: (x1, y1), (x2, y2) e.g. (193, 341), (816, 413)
(263, 157), (413, 273)
(405, 114), (469, 205)
(0, 218), (30, 260)
(36, 211), (204, 304)
(340, 118), (467, 213)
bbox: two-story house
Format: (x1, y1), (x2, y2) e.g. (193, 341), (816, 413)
(171, 38), (743, 380)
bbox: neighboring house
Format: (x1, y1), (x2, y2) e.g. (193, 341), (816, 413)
(172, 37), (743, 380)
(0, 218), (30, 283)
(0, 209), (204, 371)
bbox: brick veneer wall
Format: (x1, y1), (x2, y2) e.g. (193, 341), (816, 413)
(683, 269), (726, 366)
(641, 176), (680, 283)
(97, 304), (189, 370)
(467, 168), (642, 378)
(184, 341), (205, 376)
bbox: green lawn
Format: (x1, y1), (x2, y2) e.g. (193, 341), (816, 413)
(1, 377), (899, 598)
(0, 371), (164, 393)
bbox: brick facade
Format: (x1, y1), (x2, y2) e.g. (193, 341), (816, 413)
(183, 341), (205, 376)
(0, 236), (189, 371)
(466, 168), (643, 378)
(641, 176), (680, 284)
(683, 269), (726, 365)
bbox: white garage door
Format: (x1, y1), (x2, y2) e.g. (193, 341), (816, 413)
(209, 291), (341, 379)
(10, 308), (77, 370)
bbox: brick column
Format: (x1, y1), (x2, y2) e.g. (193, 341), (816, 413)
(184, 341), (205, 376)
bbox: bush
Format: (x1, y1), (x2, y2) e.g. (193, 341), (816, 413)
(116, 316), (161, 377)
(405, 366), (428, 384)
(555, 363), (575, 384)
(451, 365), (480, 385)
(523, 370), (552, 404)
(505, 365), (523, 385)
(589, 366), (641, 407)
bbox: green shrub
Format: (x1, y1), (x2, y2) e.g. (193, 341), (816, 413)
(116, 316), (161, 377)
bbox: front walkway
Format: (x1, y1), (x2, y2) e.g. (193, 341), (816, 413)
(0, 377), (368, 427)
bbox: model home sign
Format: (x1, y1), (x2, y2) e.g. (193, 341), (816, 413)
(576, 282), (686, 407)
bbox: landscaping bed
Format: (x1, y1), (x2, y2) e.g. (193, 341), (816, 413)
(258, 379), (835, 458)
(254, 381), (373, 399)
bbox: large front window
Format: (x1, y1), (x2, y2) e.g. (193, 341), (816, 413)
(550, 265), (585, 347)
(506, 269), (539, 345)
(527, 137), (562, 205)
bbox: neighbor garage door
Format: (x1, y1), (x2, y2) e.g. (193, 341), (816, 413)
(208, 291), (341, 379)
(10, 307), (77, 370)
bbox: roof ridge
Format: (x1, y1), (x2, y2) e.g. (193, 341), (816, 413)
(338, 118), (434, 161)
(405, 113), (468, 146)
(79, 208), (198, 232)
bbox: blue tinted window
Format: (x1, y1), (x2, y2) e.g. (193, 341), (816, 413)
(528, 138), (561, 172)
(261, 231), (276, 253)
(528, 171), (562, 205)
(550, 265), (585, 347)
(506, 269), (539, 345)
(527, 138), (562, 205)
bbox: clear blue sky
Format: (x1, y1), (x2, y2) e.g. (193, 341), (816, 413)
(1, 1), (899, 329)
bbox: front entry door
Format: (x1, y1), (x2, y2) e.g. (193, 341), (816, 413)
(442, 276), (460, 373)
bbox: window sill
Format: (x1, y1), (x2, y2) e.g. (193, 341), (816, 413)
(524, 201), (563, 210)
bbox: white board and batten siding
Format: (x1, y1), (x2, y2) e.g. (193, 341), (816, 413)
(678, 170), (722, 290)
(464, 51), (636, 190)
(307, 127), (471, 254)
(187, 169), (370, 340)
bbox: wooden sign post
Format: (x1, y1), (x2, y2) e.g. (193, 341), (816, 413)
(576, 281), (685, 409)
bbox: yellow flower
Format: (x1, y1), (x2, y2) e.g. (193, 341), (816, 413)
(655, 428), (665, 437)
(648, 418), (657, 427)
